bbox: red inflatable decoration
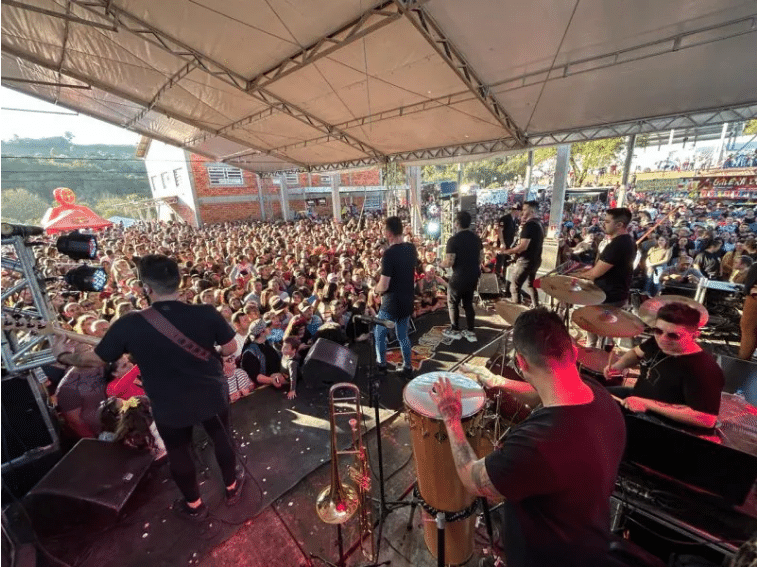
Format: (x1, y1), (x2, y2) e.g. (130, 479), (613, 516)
(41, 187), (113, 234)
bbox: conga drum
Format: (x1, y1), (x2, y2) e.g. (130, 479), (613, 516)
(404, 372), (486, 565)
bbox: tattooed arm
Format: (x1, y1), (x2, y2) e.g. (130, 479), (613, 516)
(445, 420), (503, 499)
(622, 396), (717, 428)
(431, 375), (503, 500)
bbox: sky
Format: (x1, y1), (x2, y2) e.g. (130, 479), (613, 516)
(1, 87), (139, 146)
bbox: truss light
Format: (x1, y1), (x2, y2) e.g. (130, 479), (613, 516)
(64, 265), (108, 292)
(56, 231), (98, 261)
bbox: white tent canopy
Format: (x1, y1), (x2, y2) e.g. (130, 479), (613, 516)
(2, 0), (756, 174)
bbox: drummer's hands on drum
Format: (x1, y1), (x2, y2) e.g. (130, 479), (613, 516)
(429, 376), (463, 422)
(461, 363), (495, 389)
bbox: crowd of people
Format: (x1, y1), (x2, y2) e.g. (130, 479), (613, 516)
(4, 184), (757, 564)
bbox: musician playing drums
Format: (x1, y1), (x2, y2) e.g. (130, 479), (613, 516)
(430, 308), (625, 567)
(604, 302), (724, 429)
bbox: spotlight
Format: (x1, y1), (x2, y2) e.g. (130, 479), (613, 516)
(64, 265), (108, 292)
(425, 221), (441, 238)
(56, 231), (98, 261)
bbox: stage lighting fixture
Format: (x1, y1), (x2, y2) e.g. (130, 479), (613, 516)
(425, 221), (441, 238)
(56, 231), (98, 261)
(64, 265), (108, 292)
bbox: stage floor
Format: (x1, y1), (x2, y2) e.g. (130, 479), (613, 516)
(28, 307), (508, 567)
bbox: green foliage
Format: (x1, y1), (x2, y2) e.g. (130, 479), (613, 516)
(1, 136), (150, 214)
(744, 120), (757, 136)
(569, 138), (625, 185)
(421, 148), (557, 188)
(93, 194), (146, 219)
(1, 188), (50, 224)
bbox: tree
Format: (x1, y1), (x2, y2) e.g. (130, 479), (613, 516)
(1, 188), (50, 224)
(744, 120), (757, 135)
(569, 138), (625, 186)
(93, 193), (145, 219)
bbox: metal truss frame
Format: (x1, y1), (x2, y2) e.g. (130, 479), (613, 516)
(4, 0), (116, 31)
(69, 0), (384, 160)
(246, 0), (406, 93)
(490, 14), (757, 97)
(298, 101), (757, 172)
(394, 0), (526, 146)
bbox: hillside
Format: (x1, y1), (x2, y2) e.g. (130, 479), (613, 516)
(1, 135), (151, 224)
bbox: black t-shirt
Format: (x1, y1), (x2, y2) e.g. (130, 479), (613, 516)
(498, 214), (517, 248)
(515, 219), (544, 264)
(595, 233), (636, 303)
(95, 301), (236, 428)
(484, 380), (626, 567)
(380, 242), (417, 319)
(694, 250), (720, 279)
(633, 338), (724, 416)
(445, 229), (483, 288)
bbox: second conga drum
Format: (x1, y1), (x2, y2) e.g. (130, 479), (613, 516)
(404, 372), (486, 565)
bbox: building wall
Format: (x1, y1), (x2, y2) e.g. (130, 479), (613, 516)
(144, 141), (199, 226)
(146, 146), (396, 225)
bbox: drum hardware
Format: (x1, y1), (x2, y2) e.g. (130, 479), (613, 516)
(572, 305), (645, 338)
(638, 294), (709, 328)
(404, 372), (489, 565)
(539, 274), (606, 306)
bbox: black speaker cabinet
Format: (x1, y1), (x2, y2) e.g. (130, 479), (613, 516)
(302, 338), (358, 387)
(477, 273), (501, 295)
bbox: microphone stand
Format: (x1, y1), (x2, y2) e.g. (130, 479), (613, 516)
(362, 319), (416, 563)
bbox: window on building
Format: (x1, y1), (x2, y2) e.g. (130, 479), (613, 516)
(150, 176), (159, 192)
(207, 166), (244, 186)
(320, 174), (331, 185)
(161, 172), (170, 189)
(285, 172), (299, 186)
(173, 168), (182, 187)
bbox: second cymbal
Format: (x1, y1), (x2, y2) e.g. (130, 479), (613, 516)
(539, 275), (606, 306)
(494, 300), (529, 326)
(572, 305), (645, 338)
(638, 295), (709, 327)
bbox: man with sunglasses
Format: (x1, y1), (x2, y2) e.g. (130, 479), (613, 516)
(604, 303), (724, 429)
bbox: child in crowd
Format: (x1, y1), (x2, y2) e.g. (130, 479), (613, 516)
(223, 354), (254, 402)
(280, 337), (301, 400)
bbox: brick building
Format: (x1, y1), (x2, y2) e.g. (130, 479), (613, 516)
(142, 139), (399, 226)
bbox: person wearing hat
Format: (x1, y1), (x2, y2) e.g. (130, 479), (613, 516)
(240, 318), (284, 389)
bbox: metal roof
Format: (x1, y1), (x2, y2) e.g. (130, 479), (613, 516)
(3, 0), (756, 174)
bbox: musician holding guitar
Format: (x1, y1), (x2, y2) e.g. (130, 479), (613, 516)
(501, 201), (544, 307)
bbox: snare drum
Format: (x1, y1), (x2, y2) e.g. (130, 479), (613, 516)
(404, 372), (486, 565)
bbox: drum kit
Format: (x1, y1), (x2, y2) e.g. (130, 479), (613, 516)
(393, 280), (713, 566)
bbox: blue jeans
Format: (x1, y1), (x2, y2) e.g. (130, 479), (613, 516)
(374, 309), (412, 369)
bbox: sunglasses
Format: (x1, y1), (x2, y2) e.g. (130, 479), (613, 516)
(652, 327), (683, 340)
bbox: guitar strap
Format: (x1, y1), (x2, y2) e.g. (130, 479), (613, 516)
(140, 307), (212, 362)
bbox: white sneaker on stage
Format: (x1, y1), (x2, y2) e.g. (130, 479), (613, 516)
(462, 330), (477, 343)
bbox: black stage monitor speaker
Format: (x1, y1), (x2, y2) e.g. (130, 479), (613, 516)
(477, 273), (501, 296)
(25, 439), (154, 531)
(302, 338), (358, 388)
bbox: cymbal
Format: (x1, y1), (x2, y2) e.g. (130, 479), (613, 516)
(572, 305), (645, 338)
(539, 275), (606, 306)
(494, 300), (529, 326)
(638, 295), (709, 327)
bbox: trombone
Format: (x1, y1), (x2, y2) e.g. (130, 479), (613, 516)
(315, 382), (376, 561)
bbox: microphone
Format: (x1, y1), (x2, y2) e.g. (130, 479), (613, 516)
(1, 223), (45, 238)
(354, 314), (395, 329)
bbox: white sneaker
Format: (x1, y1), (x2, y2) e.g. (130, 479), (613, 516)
(462, 330), (477, 343)
(443, 327), (462, 340)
